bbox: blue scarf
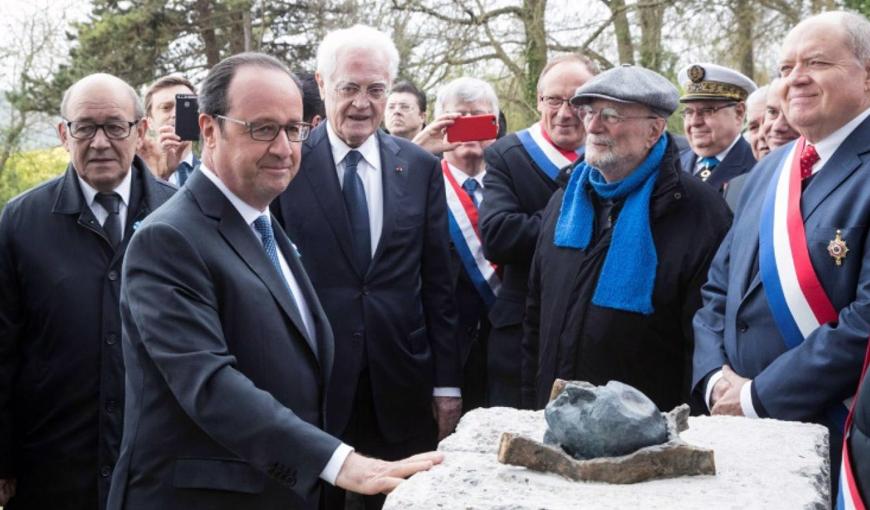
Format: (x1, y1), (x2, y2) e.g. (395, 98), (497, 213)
(554, 135), (667, 314)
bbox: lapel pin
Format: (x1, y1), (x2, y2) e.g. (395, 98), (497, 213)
(395, 165), (404, 174)
(827, 229), (849, 266)
(132, 220), (142, 231)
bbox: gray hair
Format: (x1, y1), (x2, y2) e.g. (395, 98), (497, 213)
(199, 52), (301, 117)
(434, 77), (500, 119)
(796, 11), (870, 64)
(316, 24), (400, 84)
(746, 85), (768, 111)
(60, 73), (144, 119)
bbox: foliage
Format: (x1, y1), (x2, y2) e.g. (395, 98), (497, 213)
(0, 147), (68, 209)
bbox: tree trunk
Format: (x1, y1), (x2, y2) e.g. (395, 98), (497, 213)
(732, 0), (755, 80)
(196, 0), (220, 67)
(638, 1), (666, 71)
(522, 0), (548, 124)
(610, 0), (635, 65)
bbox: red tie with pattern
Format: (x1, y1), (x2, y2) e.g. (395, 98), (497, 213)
(800, 143), (819, 181)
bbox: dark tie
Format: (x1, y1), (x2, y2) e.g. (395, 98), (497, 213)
(342, 150), (371, 273)
(94, 192), (122, 249)
(252, 215), (307, 333)
(462, 178), (480, 208)
(800, 144), (819, 181)
(696, 156), (719, 181)
(175, 161), (191, 186)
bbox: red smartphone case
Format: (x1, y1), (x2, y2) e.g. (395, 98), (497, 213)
(446, 114), (498, 143)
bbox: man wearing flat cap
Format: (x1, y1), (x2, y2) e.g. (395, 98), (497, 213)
(521, 65), (732, 412)
(678, 63), (757, 202)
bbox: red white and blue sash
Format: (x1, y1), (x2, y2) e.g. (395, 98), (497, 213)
(837, 340), (870, 510)
(516, 122), (583, 181)
(759, 137), (850, 430)
(442, 160), (500, 307)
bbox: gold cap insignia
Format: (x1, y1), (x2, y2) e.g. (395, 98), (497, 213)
(688, 65), (706, 83)
(827, 229), (849, 266)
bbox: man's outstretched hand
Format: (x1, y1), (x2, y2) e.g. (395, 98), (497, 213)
(335, 451), (444, 495)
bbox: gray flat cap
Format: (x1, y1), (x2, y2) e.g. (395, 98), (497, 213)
(570, 64), (679, 117)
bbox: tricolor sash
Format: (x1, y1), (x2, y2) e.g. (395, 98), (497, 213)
(516, 122), (584, 181)
(442, 160), (500, 307)
(836, 339), (870, 510)
(758, 137), (850, 429)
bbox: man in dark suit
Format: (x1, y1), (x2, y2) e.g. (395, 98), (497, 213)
(480, 53), (596, 407)
(850, 356), (870, 505)
(140, 74), (199, 185)
(677, 62), (757, 200)
(0, 73), (175, 509)
(108, 52), (441, 510)
(271, 25), (461, 510)
(692, 11), (870, 497)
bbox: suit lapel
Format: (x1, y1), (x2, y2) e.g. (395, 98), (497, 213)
(187, 171), (319, 360)
(370, 131), (408, 270)
(271, 219), (320, 361)
(708, 138), (754, 188)
(301, 126), (360, 275)
(801, 117), (870, 221)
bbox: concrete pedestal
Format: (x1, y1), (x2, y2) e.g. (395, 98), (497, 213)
(384, 407), (830, 509)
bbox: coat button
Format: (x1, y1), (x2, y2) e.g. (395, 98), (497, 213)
(100, 465), (112, 478)
(105, 333), (117, 345)
(361, 286), (369, 296)
(107, 271), (118, 281)
(738, 322), (749, 333)
(352, 332), (363, 340)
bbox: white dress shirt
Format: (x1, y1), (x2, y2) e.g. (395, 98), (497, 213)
(326, 121), (383, 256)
(446, 161), (485, 205)
(78, 168), (132, 238)
(706, 105), (870, 418)
(200, 164), (352, 483)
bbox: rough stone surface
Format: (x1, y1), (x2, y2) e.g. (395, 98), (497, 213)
(384, 409), (831, 510)
(544, 381), (668, 459)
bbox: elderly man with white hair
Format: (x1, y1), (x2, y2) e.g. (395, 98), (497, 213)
(691, 11), (870, 503)
(271, 25), (461, 510)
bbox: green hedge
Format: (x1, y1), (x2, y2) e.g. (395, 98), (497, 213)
(0, 147), (68, 209)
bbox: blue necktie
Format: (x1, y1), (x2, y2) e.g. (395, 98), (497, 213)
(342, 150), (371, 273)
(253, 215), (307, 333)
(95, 192), (122, 249)
(175, 161), (191, 186)
(462, 178), (480, 208)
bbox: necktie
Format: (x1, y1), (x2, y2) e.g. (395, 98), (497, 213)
(175, 161), (191, 186)
(94, 192), (122, 249)
(342, 150), (371, 273)
(800, 144), (819, 181)
(462, 178), (480, 208)
(253, 215), (306, 330)
(697, 156), (719, 182)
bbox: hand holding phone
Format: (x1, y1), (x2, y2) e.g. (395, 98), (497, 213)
(445, 114), (498, 143)
(175, 94), (200, 141)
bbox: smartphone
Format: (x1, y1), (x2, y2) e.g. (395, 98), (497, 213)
(175, 94), (200, 141)
(446, 114), (498, 143)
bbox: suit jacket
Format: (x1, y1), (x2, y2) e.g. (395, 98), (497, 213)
(271, 125), (460, 442)
(107, 170), (339, 510)
(0, 159), (174, 510)
(679, 136), (756, 191)
(692, 116), (870, 424)
(851, 363), (870, 504)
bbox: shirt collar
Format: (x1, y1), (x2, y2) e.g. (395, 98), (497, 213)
(446, 161), (485, 188)
(325, 121), (380, 169)
(199, 163), (267, 225)
(811, 106), (870, 165)
(713, 134), (742, 162)
(182, 150), (195, 167)
(77, 167), (132, 208)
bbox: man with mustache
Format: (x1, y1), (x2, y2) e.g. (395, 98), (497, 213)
(678, 63), (757, 200)
(0, 73), (175, 509)
(521, 65), (731, 412)
(692, 11), (870, 502)
(480, 53), (596, 407)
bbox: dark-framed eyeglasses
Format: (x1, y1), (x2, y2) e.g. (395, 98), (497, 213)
(539, 95), (573, 109)
(334, 82), (388, 101)
(679, 102), (737, 120)
(216, 115), (311, 142)
(577, 105), (658, 125)
(64, 119), (140, 140)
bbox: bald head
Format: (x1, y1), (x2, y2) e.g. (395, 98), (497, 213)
(61, 73), (144, 120)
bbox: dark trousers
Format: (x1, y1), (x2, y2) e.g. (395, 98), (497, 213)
(486, 323), (522, 408)
(322, 370), (437, 510)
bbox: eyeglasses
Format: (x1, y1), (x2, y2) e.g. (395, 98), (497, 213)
(577, 105), (658, 125)
(64, 119), (140, 140)
(679, 103), (737, 120)
(335, 82), (388, 101)
(216, 115), (311, 142)
(386, 102), (416, 113)
(540, 95), (573, 109)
